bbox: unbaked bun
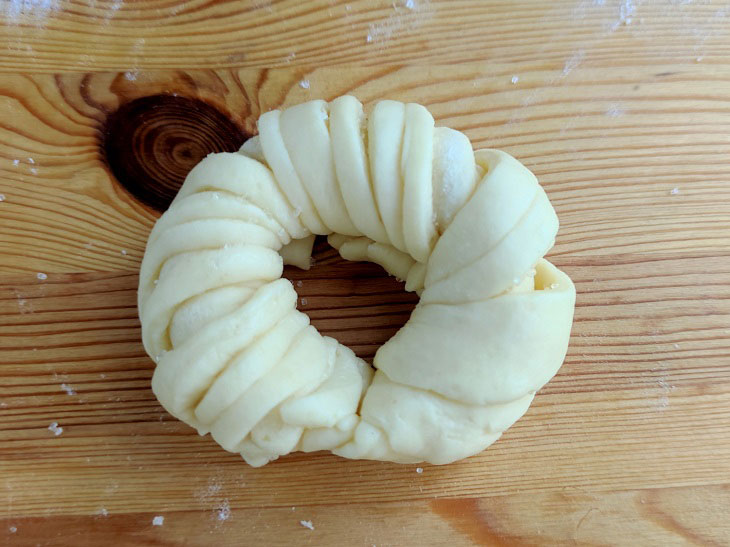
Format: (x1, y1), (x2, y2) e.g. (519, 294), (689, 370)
(138, 96), (576, 466)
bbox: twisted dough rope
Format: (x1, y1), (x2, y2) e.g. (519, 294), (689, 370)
(138, 96), (576, 467)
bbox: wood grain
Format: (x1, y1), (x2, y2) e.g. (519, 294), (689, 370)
(3, 485), (730, 546)
(0, 0), (728, 72)
(2, 65), (730, 274)
(2, 1), (730, 545)
(1, 251), (729, 517)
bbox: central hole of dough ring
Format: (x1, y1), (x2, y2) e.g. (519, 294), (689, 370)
(282, 236), (418, 363)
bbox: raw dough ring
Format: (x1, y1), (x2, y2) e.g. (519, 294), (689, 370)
(138, 96), (576, 466)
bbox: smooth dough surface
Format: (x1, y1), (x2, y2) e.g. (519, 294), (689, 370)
(138, 95), (576, 467)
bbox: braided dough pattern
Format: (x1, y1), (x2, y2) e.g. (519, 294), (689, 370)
(139, 96), (576, 466)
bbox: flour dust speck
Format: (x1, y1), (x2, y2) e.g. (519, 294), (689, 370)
(216, 499), (231, 521)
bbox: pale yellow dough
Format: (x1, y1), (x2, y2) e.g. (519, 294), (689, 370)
(138, 96), (576, 467)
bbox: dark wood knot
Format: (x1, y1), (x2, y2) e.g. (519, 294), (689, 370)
(103, 95), (248, 211)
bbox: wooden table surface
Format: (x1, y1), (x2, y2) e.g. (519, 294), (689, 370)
(1, 1), (730, 545)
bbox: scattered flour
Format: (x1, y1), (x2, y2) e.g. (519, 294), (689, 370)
(416, 467), (423, 474)
(0, 194), (5, 201)
(152, 515), (164, 526)
(611, 0), (637, 30)
(300, 520), (315, 530)
(619, 0), (636, 25)
(562, 50), (585, 76)
(202, 481), (221, 497)
(16, 295), (32, 314)
(606, 104), (625, 117)
(48, 422), (63, 436)
(216, 499), (231, 521)
(657, 378), (672, 409)
(655, 362), (675, 411)
(670, 187), (680, 195)
(60, 383), (77, 396)
(195, 476), (228, 522)
(511, 75), (519, 84)
(365, 0), (432, 45)
(299, 79), (310, 89)
(37, 272), (47, 280)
